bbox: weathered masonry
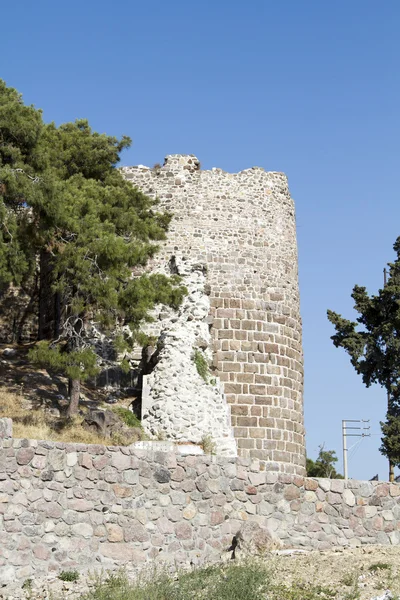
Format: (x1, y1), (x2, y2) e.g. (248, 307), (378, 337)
(1, 421), (400, 584)
(122, 155), (305, 475)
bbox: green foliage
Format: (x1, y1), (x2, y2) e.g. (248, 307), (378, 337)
(80, 563), (342, 600)
(368, 562), (391, 572)
(328, 237), (400, 467)
(29, 341), (98, 382)
(134, 332), (158, 348)
(58, 570), (79, 582)
(112, 407), (141, 428)
(0, 79), (186, 412)
(120, 358), (131, 374)
(193, 349), (209, 382)
(81, 562), (270, 600)
(201, 434), (216, 455)
(306, 444), (343, 479)
(22, 579), (32, 590)
(380, 412), (400, 465)
(0, 80), (45, 286)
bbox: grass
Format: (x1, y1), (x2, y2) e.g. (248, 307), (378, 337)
(341, 572), (357, 587)
(59, 570), (80, 582)
(200, 434), (216, 454)
(368, 562), (391, 572)
(78, 563), (341, 600)
(0, 387), (129, 445)
(112, 406), (142, 428)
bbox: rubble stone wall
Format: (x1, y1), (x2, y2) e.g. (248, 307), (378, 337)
(140, 256), (237, 456)
(122, 155), (305, 473)
(1, 423), (400, 584)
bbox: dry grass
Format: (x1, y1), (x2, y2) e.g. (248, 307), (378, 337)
(0, 344), (141, 446)
(0, 387), (120, 445)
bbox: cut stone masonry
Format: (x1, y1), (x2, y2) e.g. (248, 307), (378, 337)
(122, 155), (305, 474)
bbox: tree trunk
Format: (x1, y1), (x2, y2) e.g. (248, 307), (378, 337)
(38, 250), (55, 340)
(389, 460), (395, 483)
(54, 290), (61, 338)
(67, 378), (80, 417)
(17, 273), (39, 342)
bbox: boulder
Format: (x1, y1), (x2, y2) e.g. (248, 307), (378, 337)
(83, 409), (121, 437)
(104, 395), (118, 405)
(2, 347), (17, 358)
(231, 520), (282, 558)
(83, 409), (142, 444)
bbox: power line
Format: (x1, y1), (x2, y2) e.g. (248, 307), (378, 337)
(348, 436), (364, 461)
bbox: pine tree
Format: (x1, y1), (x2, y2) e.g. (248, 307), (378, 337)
(0, 80), (45, 288)
(0, 80), (186, 416)
(29, 170), (186, 416)
(327, 237), (400, 481)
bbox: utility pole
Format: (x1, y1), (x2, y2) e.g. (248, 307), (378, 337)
(342, 419), (371, 480)
(384, 267), (395, 483)
(342, 420), (348, 481)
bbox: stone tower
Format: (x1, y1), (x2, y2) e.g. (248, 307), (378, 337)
(122, 155), (305, 475)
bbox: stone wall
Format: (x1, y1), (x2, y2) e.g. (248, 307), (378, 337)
(122, 155), (305, 474)
(1, 422), (400, 584)
(140, 256), (237, 456)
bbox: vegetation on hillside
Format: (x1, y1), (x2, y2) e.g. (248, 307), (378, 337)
(0, 80), (186, 416)
(0, 385), (141, 445)
(79, 562), (339, 600)
(328, 237), (400, 481)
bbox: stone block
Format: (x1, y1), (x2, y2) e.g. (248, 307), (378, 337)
(343, 489), (355, 507)
(304, 478), (319, 491)
(106, 524), (124, 542)
(100, 543), (146, 562)
(175, 521), (192, 540)
(16, 447), (34, 465)
(0, 418), (12, 439)
(330, 479), (345, 494)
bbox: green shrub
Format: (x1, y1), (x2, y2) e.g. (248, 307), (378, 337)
(79, 562), (270, 600)
(112, 407), (142, 428)
(368, 562), (391, 572)
(193, 349), (209, 382)
(59, 570), (79, 582)
(78, 562), (345, 600)
(201, 434), (216, 455)
(22, 579), (32, 590)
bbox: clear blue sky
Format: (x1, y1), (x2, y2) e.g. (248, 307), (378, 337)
(3, 0), (400, 480)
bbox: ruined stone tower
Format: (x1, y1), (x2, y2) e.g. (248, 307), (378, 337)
(122, 155), (305, 475)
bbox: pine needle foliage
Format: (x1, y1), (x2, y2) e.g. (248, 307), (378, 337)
(328, 237), (400, 470)
(0, 79), (186, 415)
